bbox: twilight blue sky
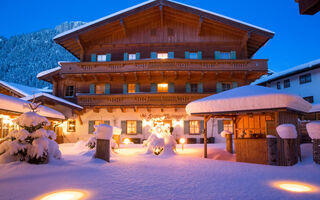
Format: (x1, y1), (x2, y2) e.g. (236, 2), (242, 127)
(1, 0), (320, 72)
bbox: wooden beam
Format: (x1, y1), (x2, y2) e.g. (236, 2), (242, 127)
(93, 107), (100, 113)
(147, 71), (151, 80)
(147, 107), (151, 113)
(134, 106), (138, 112)
(188, 71), (191, 80)
(174, 71), (178, 80)
(197, 16), (203, 36)
(134, 72), (138, 81)
(160, 5), (164, 28)
(107, 107), (113, 113)
(75, 36), (85, 61)
(121, 107), (126, 113)
(120, 19), (127, 37)
(200, 71), (205, 80)
(203, 115), (212, 158)
(161, 71), (164, 80)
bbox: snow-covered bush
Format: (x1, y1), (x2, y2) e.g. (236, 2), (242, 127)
(306, 121), (320, 139)
(276, 124), (297, 139)
(0, 112), (61, 164)
(220, 130), (232, 138)
(85, 124), (118, 150)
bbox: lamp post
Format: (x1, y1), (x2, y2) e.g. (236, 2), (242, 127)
(179, 138), (186, 151)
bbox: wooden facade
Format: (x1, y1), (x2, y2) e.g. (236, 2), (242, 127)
(296, 0), (320, 15)
(39, 0), (273, 143)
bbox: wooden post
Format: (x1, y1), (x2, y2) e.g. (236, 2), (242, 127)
(203, 115), (211, 158)
(279, 138), (298, 166)
(95, 139), (110, 162)
(313, 139), (320, 164)
(267, 137), (278, 165)
(226, 134), (233, 153)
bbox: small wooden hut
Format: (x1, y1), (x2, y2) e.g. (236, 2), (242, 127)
(186, 85), (311, 165)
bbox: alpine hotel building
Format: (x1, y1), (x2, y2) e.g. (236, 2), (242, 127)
(38, 0), (274, 143)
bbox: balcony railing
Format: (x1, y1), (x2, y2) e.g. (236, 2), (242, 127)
(77, 93), (212, 107)
(60, 59), (267, 74)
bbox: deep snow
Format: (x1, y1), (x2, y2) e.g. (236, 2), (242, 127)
(0, 143), (319, 200)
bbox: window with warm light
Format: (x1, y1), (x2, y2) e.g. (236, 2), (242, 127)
(189, 120), (200, 135)
(97, 55), (106, 62)
(128, 84), (136, 93)
(157, 83), (168, 93)
(95, 84), (105, 94)
(128, 54), (137, 60)
(127, 120), (137, 134)
(157, 53), (168, 59)
(67, 120), (76, 132)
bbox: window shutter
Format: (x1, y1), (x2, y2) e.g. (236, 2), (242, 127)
(121, 121), (127, 134)
(186, 83), (191, 93)
(185, 51), (190, 59)
(124, 52), (128, 61)
(169, 83), (175, 93)
(135, 83), (140, 93)
(184, 120), (190, 135)
(214, 51), (220, 60)
(104, 121), (110, 125)
(197, 51), (202, 59)
(151, 83), (157, 93)
(216, 82), (222, 93)
(230, 51), (236, 59)
(137, 120), (143, 134)
(88, 120), (95, 134)
(198, 82), (203, 93)
(123, 84), (128, 94)
(136, 52), (141, 60)
(200, 120), (204, 134)
(106, 53), (111, 61)
(90, 84), (95, 94)
(91, 54), (96, 62)
(218, 120), (224, 135)
(105, 83), (110, 94)
(151, 52), (157, 59)
(168, 52), (174, 59)
(232, 82), (238, 89)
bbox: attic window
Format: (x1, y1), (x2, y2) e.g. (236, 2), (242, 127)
(168, 28), (174, 36)
(151, 29), (157, 36)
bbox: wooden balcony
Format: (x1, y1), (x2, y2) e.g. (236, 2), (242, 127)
(76, 93), (212, 107)
(60, 59), (268, 74)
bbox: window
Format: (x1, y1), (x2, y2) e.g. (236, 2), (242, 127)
(127, 120), (137, 134)
(303, 96), (314, 103)
(95, 84), (105, 94)
(157, 83), (168, 93)
(97, 55), (106, 62)
(128, 54), (137, 60)
(276, 82), (281, 90)
(67, 120), (76, 132)
(300, 74), (311, 84)
(189, 52), (198, 59)
(157, 53), (168, 59)
(284, 79), (290, 88)
(222, 83), (231, 91)
(65, 86), (75, 97)
(220, 52), (231, 59)
(191, 83), (198, 93)
(189, 120), (200, 135)
(128, 84), (136, 93)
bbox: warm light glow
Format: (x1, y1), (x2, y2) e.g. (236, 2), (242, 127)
(36, 190), (89, 200)
(123, 138), (131, 145)
(179, 138), (186, 144)
(157, 53), (168, 59)
(142, 119), (153, 127)
(271, 181), (319, 193)
(173, 119), (183, 127)
(157, 83), (168, 93)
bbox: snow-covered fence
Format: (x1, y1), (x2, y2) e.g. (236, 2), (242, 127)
(306, 122), (320, 164)
(95, 124), (113, 162)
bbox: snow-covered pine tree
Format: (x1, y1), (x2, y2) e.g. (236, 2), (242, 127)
(0, 112), (61, 164)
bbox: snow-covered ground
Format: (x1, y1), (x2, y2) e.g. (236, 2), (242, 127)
(0, 143), (319, 200)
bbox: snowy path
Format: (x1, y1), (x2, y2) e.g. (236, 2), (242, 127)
(0, 143), (319, 200)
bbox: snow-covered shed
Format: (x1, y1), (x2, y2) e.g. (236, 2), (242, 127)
(186, 85), (312, 165)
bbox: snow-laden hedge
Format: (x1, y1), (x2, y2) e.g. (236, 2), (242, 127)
(306, 121), (320, 139)
(276, 124), (297, 139)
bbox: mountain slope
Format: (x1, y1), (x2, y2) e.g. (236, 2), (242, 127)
(0, 21), (85, 88)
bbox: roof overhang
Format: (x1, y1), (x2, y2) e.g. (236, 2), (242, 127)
(296, 0), (320, 15)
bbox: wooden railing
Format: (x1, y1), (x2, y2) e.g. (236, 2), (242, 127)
(77, 93), (212, 107)
(60, 59), (268, 74)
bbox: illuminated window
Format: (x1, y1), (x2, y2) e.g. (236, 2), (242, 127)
(157, 83), (168, 93)
(128, 54), (136, 60)
(97, 55), (106, 62)
(95, 84), (105, 94)
(65, 86), (75, 97)
(127, 120), (137, 135)
(67, 120), (76, 132)
(189, 120), (200, 135)
(157, 53), (168, 59)
(128, 84), (136, 93)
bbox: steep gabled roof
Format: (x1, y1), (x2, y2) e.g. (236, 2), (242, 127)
(0, 80), (52, 98)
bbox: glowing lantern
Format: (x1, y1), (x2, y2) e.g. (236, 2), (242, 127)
(123, 138), (131, 145)
(179, 138), (186, 151)
(38, 190), (87, 200)
(271, 181), (319, 193)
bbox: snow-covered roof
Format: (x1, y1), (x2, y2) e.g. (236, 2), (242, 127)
(0, 93), (65, 119)
(254, 59), (320, 85)
(21, 93), (83, 110)
(309, 103), (320, 113)
(0, 80), (52, 97)
(186, 85), (312, 115)
(54, 0), (273, 40)
(37, 66), (61, 79)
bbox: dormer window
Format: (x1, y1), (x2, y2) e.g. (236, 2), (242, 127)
(97, 55), (106, 62)
(157, 53), (168, 59)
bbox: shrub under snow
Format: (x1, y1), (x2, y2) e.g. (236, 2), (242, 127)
(0, 112), (61, 164)
(306, 121), (320, 139)
(86, 124), (118, 150)
(276, 124), (297, 139)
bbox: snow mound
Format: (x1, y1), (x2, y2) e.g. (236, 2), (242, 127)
(144, 134), (176, 156)
(95, 124), (113, 140)
(276, 124), (297, 139)
(220, 130), (232, 138)
(13, 112), (49, 127)
(306, 121), (320, 139)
